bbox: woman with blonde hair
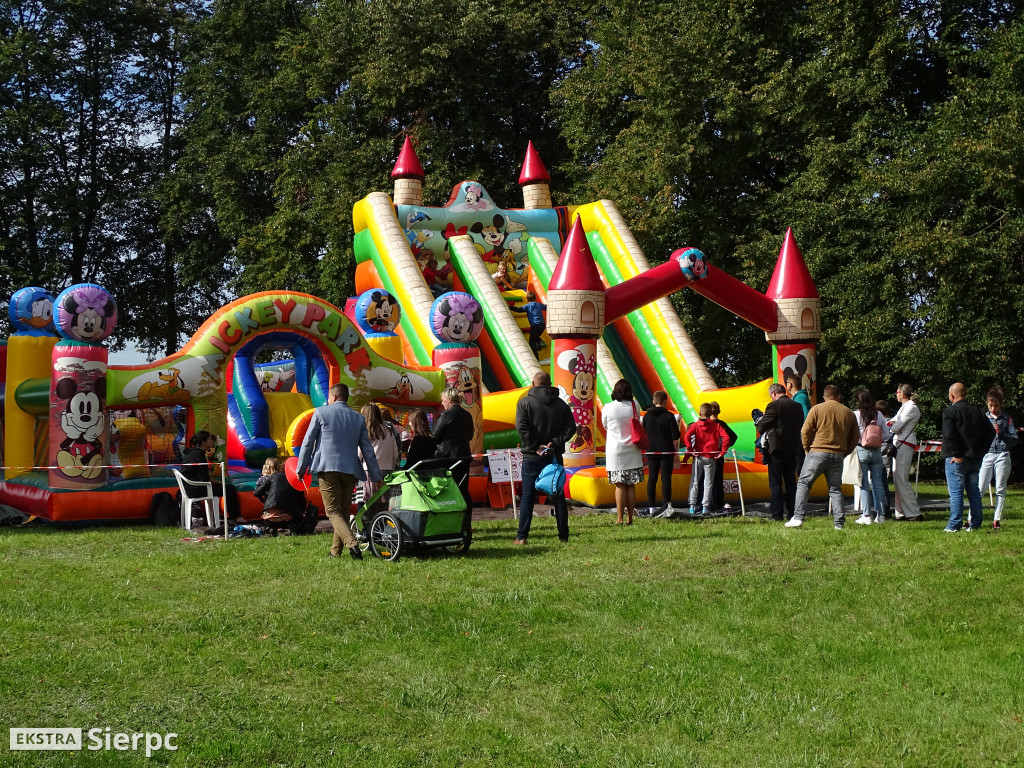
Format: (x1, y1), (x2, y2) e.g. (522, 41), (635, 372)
(887, 384), (921, 521)
(253, 457), (305, 527)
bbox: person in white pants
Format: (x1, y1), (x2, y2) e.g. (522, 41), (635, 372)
(888, 384), (921, 521)
(978, 387), (1018, 529)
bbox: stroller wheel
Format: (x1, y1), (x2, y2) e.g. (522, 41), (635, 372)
(441, 524), (472, 556)
(369, 512), (404, 562)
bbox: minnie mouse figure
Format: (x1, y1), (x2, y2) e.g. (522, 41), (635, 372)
(55, 283), (118, 343)
(565, 350), (596, 452)
(431, 292), (483, 344)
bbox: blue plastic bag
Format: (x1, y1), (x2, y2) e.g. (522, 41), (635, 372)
(535, 456), (566, 498)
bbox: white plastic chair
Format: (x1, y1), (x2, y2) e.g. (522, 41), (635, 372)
(172, 469), (221, 529)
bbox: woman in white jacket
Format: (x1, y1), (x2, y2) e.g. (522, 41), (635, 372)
(602, 379), (645, 525)
(887, 384), (921, 521)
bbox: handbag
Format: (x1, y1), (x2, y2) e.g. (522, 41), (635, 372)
(630, 402), (650, 452)
(879, 436), (897, 457)
(535, 454), (566, 498)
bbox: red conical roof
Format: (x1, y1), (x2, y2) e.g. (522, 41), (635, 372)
(550, 216), (605, 292)
(391, 136), (425, 180)
(766, 227), (818, 299)
(518, 140), (551, 185)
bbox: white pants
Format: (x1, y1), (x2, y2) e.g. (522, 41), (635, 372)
(893, 442), (919, 519)
(979, 451), (1011, 520)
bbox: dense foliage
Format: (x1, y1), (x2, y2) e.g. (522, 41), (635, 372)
(3, 0), (1022, 425)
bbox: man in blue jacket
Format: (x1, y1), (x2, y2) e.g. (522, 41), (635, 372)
(298, 383), (382, 560)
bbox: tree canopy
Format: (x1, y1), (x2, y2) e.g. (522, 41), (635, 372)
(2, 0), (1022, 428)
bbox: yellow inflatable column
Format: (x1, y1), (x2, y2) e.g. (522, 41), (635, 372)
(4, 287), (59, 478)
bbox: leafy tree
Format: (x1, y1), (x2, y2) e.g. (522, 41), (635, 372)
(553, 0), (1024, 428)
(171, 0), (592, 308)
(0, 0), (211, 354)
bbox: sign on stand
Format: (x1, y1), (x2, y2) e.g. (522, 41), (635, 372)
(486, 449), (523, 518)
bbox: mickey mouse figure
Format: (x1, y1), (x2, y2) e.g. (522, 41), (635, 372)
(674, 247), (709, 282)
(55, 377), (106, 479)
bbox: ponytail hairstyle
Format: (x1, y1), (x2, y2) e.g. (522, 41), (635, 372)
(190, 430), (212, 449)
(986, 387), (1004, 410)
(897, 384), (917, 401)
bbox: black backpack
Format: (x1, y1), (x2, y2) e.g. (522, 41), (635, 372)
(150, 492), (179, 527)
(291, 502), (320, 535)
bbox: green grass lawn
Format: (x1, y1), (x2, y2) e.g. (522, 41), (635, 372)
(2, 483), (1023, 767)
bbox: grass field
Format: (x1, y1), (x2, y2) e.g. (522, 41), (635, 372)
(2, 483), (1023, 767)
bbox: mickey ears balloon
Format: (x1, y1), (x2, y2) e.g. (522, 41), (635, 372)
(54, 283), (118, 343)
(9, 287), (56, 336)
(430, 291), (483, 344)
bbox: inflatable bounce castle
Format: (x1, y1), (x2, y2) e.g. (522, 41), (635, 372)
(0, 140), (824, 525)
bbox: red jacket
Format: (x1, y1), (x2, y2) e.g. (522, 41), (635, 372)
(683, 418), (729, 457)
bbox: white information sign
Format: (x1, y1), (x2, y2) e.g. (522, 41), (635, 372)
(486, 449), (523, 483)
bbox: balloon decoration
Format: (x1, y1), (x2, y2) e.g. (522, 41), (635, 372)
(54, 283), (118, 343)
(9, 287), (56, 336)
(353, 289), (401, 334)
(284, 455), (308, 491)
(429, 292), (483, 343)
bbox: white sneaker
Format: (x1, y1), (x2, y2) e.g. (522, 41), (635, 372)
(855, 515), (872, 525)
(784, 518), (803, 528)
(874, 515), (885, 524)
(723, 504), (732, 511)
(834, 523), (844, 530)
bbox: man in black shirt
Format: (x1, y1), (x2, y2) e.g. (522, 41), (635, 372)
(756, 383), (806, 522)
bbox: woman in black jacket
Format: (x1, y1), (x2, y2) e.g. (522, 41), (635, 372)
(642, 390), (680, 515)
(404, 409), (438, 468)
(432, 387), (474, 509)
(254, 457), (306, 526)
(180, 431), (242, 525)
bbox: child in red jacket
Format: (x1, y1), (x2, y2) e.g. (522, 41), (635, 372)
(683, 403), (731, 514)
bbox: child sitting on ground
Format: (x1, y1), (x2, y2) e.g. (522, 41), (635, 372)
(253, 458), (306, 530)
(682, 403), (731, 515)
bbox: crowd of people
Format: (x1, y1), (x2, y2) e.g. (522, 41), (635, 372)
(181, 374), (1016, 555)
(749, 378), (1018, 531)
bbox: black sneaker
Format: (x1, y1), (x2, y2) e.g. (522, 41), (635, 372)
(349, 546), (363, 561)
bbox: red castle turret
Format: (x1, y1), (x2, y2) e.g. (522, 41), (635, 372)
(546, 216), (606, 467)
(518, 141), (552, 210)
(764, 227), (821, 398)
(391, 136), (425, 206)
(764, 227), (820, 342)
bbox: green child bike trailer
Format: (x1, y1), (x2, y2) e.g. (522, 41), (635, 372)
(353, 462), (470, 562)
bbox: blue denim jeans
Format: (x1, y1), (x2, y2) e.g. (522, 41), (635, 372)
(517, 454), (569, 541)
(857, 446), (887, 518)
(945, 457), (983, 530)
(793, 451), (846, 525)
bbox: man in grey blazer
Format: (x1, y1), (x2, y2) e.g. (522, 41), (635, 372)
(297, 383), (382, 560)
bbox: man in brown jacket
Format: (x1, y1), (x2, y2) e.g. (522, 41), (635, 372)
(785, 384), (861, 529)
